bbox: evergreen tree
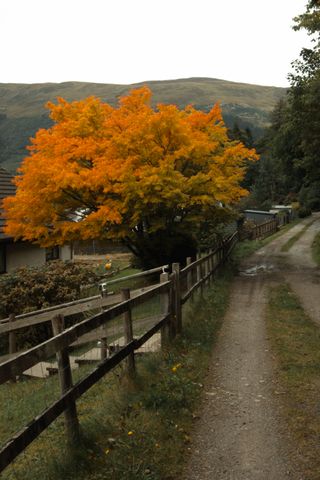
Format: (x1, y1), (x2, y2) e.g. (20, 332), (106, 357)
(252, 1), (320, 210)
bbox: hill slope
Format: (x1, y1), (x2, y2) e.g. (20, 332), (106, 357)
(0, 77), (286, 172)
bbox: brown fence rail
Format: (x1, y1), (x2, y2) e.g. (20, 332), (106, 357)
(0, 233), (238, 473)
(251, 219), (278, 240)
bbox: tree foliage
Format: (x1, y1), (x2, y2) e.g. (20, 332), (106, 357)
(3, 87), (257, 265)
(251, 1), (320, 210)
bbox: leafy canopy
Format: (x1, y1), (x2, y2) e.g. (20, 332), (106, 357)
(249, 1), (320, 211)
(3, 87), (257, 257)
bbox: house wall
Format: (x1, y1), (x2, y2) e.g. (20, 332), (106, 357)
(60, 245), (73, 261)
(6, 242), (46, 272)
(5, 243), (73, 273)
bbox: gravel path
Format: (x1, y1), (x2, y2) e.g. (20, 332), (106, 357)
(184, 214), (320, 480)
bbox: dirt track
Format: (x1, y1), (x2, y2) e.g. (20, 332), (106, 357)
(185, 214), (320, 480)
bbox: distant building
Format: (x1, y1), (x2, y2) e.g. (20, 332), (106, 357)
(0, 167), (72, 274)
(244, 209), (277, 225)
(271, 205), (295, 223)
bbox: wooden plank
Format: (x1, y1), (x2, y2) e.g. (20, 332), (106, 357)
(104, 265), (169, 286)
(121, 289), (135, 378)
(0, 294), (104, 324)
(0, 281), (171, 384)
(51, 315), (79, 443)
(8, 314), (16, 382)
(180, 247), (219, 275)
(186, 257), (192, 292)
(172, 263), (182, 334)
(0, 295), (121, 334)
(160, 272), (171, 346)
(0, 285), (156, 335)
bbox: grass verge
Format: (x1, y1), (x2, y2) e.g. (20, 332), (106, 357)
(231, 218), (302, 265)
(280, 218), (314, 252)
(266, 284), (320, 479)
(2, 269), (233, 480)
(312, 232), (320, 266)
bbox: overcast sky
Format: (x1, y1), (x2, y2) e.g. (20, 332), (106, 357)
(0, 0), (311, 87)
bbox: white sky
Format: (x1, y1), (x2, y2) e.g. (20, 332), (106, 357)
(0, 0), (311, 87)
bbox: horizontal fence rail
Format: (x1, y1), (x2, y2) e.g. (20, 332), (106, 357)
(0, 282), (171, 384)
(251, 219), (278, 240)
(0, 231), (239, 473)
(101, 264), (169, 287)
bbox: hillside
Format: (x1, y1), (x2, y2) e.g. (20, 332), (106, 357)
(0, 77), (286, 172)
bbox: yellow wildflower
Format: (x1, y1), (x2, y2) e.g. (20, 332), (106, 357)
(171, 363), (182, 373)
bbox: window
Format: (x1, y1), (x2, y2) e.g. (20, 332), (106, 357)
(0, 244), (6, 273)
(45, 246), (60, 262)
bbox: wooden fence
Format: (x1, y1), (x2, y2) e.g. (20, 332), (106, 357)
(0, 232), (238, 473)
(251, 219), (278, 240)
(0, 264), (168, 363)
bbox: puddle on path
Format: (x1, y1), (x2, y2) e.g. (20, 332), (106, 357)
(239, 264), (275, 276)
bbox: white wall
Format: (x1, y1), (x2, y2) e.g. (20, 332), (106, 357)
(6, 242), (46, 272)
(5, 242), (73, 273)
(60, 245), (73, 261)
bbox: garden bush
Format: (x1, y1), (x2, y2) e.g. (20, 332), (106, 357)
(0, 261), (99, 352)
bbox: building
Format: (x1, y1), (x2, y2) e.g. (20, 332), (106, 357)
(244, 209), (277, 225)
(0, 167), (72, 274)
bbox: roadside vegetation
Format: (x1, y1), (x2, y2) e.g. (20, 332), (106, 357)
(231, 218), (301, 265)
(2, 270), (232, 480)
(312, 232), (320, 266)
(266, 284), (320, 479)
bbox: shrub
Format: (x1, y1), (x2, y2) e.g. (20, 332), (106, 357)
(298, 206), (312, 218)
(0, 261), (99, 352)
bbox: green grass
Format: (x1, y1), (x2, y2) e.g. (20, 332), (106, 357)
(2, 269), (233, 480)
(312, 232), (320, 265)
(266, 284), (320, 479)
(280, 218), (315, 252)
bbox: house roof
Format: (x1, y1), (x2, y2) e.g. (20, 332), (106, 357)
(244, 209), (275, 215)
(0, 167), (16, 240)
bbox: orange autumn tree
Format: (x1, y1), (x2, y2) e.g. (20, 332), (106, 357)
(3, 87), (258, 267)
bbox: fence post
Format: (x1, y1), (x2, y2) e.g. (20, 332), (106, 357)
(196, 253), (201, 282)
(208, 250), (213, 283)
(172, 263), (182, 334)
(160, 272), (171, 347)
(121, 288), (135, 379)
(196, 253), (204, 296)
(204, 252), (209, 284)
(51, 314), (80, 444)
(100, 336), (108, 360)
(8, 314), (17, 382)
(99, 289), (108, 360)
(186, 257), (192, 293)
